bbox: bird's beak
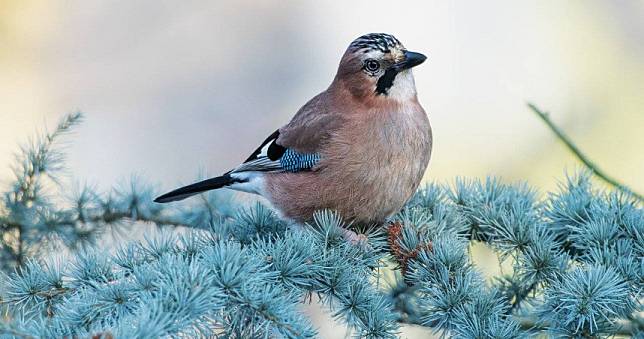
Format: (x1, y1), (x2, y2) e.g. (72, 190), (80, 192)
(394, 51), (427, 71)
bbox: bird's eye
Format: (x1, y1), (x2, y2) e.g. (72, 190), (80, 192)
(364, 59), (380, 73)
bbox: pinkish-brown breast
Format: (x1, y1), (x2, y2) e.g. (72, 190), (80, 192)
(266, 101), (432, 226)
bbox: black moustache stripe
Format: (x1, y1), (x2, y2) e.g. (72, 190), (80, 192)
(375, 68), (398, 95)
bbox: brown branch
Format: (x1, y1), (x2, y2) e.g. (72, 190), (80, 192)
(528, 103), (643, 202)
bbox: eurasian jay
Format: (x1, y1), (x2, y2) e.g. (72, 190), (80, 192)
(155, 33), (432, 227)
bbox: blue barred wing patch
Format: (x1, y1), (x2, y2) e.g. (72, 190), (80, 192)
(232, 146), (320, 174)
(279, 149), (321, 172)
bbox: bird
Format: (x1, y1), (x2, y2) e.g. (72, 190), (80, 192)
(155, 33), (432, 228)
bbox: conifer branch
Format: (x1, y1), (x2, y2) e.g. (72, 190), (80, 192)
(1, 113), (641, 337)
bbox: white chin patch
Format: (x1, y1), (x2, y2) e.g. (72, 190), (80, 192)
(228, 172), (266, 195)
(388, 70), (417, 101)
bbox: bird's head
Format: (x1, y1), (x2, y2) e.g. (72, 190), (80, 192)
(333, 33), (427, 103)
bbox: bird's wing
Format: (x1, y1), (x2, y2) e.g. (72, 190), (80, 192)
(231, 129), (321, 174)
(232, 91), (344, 174)
(275, 91), (345, 153)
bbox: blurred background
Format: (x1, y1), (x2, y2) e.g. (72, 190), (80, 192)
(1, 0), (643, 337)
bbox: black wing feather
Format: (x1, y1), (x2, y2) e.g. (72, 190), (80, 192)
(244, 130), (286, 162)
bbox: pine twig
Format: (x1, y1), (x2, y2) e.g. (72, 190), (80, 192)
(527, 103), (644, 202)
(515, 316), (638, 337)
(0, 325), (36, 339)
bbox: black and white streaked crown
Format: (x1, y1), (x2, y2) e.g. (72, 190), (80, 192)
(349, 33), (403, 53)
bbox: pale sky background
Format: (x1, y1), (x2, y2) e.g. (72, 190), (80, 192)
(1, 1), (643, 337)
(1, 1), (643, 194)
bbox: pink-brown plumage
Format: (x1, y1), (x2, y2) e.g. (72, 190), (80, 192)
(267, 72), (432, 225)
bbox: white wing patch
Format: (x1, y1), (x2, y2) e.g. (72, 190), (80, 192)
(235, 131), (284, 173)
(257, 141), (271, 158)
(232, 157), (282, 173)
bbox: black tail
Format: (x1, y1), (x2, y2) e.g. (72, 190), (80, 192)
(154, 174), (242, 203)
